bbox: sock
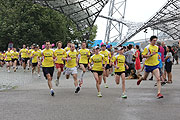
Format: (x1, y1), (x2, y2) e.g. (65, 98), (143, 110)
(98, 92), (101, 94)
(80, 71), (85, 80)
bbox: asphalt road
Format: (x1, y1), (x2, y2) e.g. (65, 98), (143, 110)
(0, 65), (180, 120)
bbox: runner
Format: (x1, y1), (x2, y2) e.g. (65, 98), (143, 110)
(78, 41), (90, 87)
(11, 48), (19, 72)
(4, 48), (12, 72)
(0, 51), (4, 67)
(31, 45), (40, 75)
(88, 46), (107, 97)
(27, 46), (31, 70)
(100, 44), (111, 88)
(37, 45), (42, 77)
(65, 41), (71, 52)
(54, 41), (66, 86)
(41, 41), (55, 96)
(20, 45), (28, 72)
(137, 36), (163, 99)
(62, 43), (80, 93)
(111, 47), (129, 98)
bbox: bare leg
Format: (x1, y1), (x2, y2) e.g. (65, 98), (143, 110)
(152, 68), (161, 94)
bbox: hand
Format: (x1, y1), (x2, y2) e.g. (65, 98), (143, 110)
(67, 57), (71, 61)
(126, 65), (129, 70)
(152, 52), (156, 55)
(86, 52), (89, 55)
(102, 66), (105, 70)
(89, 66), (92, 70)
(116, 66), (119, 69)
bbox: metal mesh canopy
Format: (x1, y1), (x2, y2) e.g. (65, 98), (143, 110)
(145, 0), (180, 40)
(35, 0), (109, 30)
(118, 0), (180, 45)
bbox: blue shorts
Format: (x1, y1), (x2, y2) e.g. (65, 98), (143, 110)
(145, 65), (159, 73)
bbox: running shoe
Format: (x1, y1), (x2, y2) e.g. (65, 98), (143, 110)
(27, 67), (30, 70)
(137, 79), (142, 85)
(121, 93), (127, 99)
(97, 93), (102, 97)
(161, 82), (166, 86)
(38, 74), (41, 77)
(154, 83), (157, 87)
(8, 70), (10, 73)
(55, 80), (59, 87)
(157, 93), (163, 99)
(149, 76), (153, 81)
(14, 69), (16, 72)
(50, 89), (55, 96)
(105, 84), (108, 88)
(75, 87), (80, 93)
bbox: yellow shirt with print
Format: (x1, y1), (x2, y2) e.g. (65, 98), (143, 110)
(54, 48), (66, 64)
(31, 51), (39, 63)
(65, 47), (70, 52)
(112, 55), (126, 72)
(12, 52), (19, 59)
(142, 44), (159, 66)
(20, 49), (28, 58)
(100, 50), (111, 64)
(0, 53), (4, 60)
(89, 54), (106, 71)
(37, 49), (42, 57)
(64, 50), (77, 68)
(5, 52), (12, 61)
(42, 49), (54, 67)
(78, 48), (90, 64)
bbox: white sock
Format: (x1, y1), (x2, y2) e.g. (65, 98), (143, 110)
(80, 71), (85, 80)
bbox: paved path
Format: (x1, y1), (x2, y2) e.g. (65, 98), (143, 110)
(0, 65), (180, 120)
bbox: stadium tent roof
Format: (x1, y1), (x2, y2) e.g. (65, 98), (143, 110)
(34, 0), (109, 30)
(118, 0), (180, 45)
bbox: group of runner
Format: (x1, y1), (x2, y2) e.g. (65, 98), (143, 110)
(0, 35), (165, 99)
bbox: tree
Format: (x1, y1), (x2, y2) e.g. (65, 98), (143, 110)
(0, 0), (97, 51)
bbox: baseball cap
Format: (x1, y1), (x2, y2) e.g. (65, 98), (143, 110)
(101, 44), (106, 47)
(118, 47), (124, 51)
(95, 46), (100, 49)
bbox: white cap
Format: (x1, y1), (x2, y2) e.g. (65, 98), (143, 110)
(118, 47), (123, 50)
(94, 46), (100, 49)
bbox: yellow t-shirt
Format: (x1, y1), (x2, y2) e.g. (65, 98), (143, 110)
(112, 55), (125, 72)
(20, 48), (28, 58)
(65, 47), (70, 52)
(78, 48), (90, 64)
(5, 51), (12, 61)
(12, 52), (19, 59)
(31, 51), (39, 63)
(100, 50), (111, 64)
(29, 49), (34, 56)
(89, 54), (106, 71)
(64, 50), (77, 68)
(142, 44), (159, 66)
(54, 48), (66, 64)
(42, 49), (54, 67)
(37, 49), (42, 57)
(0, 53), (4, 60)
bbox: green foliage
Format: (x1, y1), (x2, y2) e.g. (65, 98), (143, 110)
(0, 0), (97, 51)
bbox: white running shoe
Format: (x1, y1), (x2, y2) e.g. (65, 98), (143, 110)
(8, 70), (10, 73)
(38, 74), (41, 77)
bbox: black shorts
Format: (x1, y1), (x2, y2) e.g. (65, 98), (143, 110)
(165, 62), (172, 73)
(115, 71), (125, 76)
(32, 62), (38, 67)
(103, 64), (110, 70)
(42, 67), (54, 79)
(22, 58), (29, 64)
(80, 63), (88, 68)
(12, 59), (18, 62)
(109, 64), (112, 68)
(91, 70), (103, 76)
(5, 60), (11, 63)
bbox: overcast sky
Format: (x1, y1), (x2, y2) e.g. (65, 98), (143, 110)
(94, 0), (168, 42)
